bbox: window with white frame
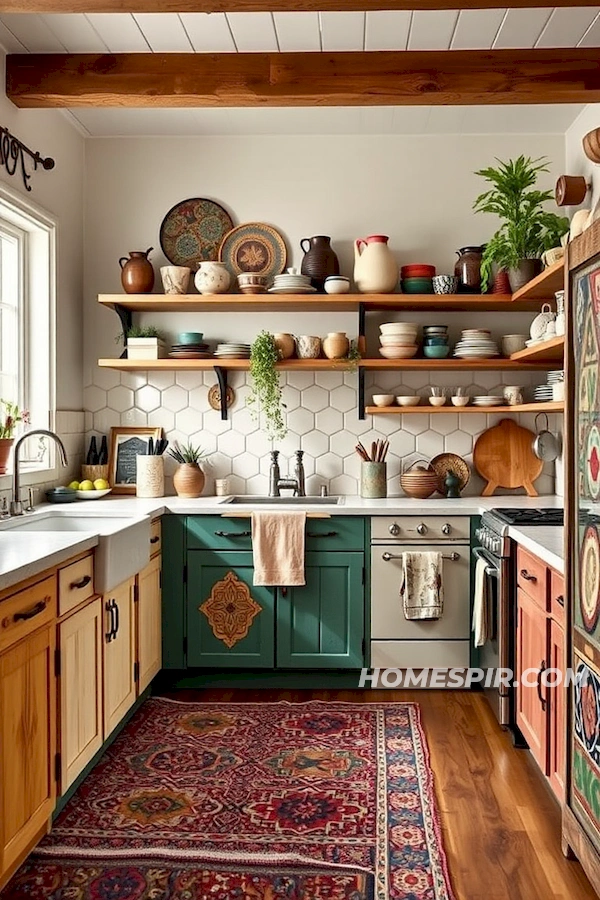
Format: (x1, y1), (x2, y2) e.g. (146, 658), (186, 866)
(0, 186), (55, 473)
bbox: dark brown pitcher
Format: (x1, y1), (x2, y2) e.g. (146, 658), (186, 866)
(454, 245), (484, 294)
(119, 248), (155, 294)
(300, 236), (340, 291)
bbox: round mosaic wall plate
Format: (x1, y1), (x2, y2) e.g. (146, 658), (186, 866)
(587, 424), (600, 500)
(159, 198), (234, 269)
(219, 223), (287, 279)
(580, 524), (600, 634)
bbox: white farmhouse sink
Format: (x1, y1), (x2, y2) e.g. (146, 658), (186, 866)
(0, 510), (151, 592)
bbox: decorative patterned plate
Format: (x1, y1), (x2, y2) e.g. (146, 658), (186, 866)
(580, 524), (600, 634)
(430, 453), (470, 495)
(219, 223), (287, 279)
(587, 424), (600, 500)
(159, 198), (234, 268)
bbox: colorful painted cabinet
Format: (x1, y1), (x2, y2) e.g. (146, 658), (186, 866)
(162, 515), (367, 671)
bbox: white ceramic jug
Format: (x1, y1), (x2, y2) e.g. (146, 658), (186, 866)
(353, 235), (398, 294)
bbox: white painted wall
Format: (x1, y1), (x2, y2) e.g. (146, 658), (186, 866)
(566, 103), (600, 215)
(83, 132), (565, 496)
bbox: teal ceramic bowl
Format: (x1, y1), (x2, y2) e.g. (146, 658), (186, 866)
(424, 336), (449, 346)
(178, 332), (204, 344)
(401, 279), (433, 295)
(423, 345), (450, 359)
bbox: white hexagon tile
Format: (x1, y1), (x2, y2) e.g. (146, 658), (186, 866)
(84, 369), (557, 496)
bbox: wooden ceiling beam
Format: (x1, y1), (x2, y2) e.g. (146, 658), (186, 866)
(7, 50), (600, 108)
(0, 0), (598, 10)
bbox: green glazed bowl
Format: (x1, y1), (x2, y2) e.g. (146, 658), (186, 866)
(423, 345), (450, 358)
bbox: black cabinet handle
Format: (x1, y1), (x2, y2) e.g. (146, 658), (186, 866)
(70, 574), (91, 590)
(105, 600), (115, 642)
(556, 594), (565, 607)
(306, 531), (338, 538)
(214, 530), (252, 538)
(113, 600), (120, 637)
(537, 660), (547, 711)
(520, 569), (537, 582)
(150, 536), (160, 544)
(13, 599), (47, 622)
(281, 586), (288, 597)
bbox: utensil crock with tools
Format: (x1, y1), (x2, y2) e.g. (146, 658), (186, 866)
(532, 412), (560, 462)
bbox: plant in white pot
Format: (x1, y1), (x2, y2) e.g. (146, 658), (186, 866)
(119, 325), (166, 360)
(473, 156), (569, 293)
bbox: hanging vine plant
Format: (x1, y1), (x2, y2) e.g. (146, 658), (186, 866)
(248, 330), (288, 440)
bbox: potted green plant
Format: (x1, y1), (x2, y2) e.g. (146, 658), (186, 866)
(168, 441), (210, 498)
(248, 330), (288, 441)
(117, 325), (165, 360)
(473, 156), (570, 292)
(0, 400), (29, 473)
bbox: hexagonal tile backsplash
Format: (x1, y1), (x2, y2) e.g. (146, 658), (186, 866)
(84, 368), (557, 496)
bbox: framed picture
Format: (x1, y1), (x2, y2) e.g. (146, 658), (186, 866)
(108, 426), (163, 494)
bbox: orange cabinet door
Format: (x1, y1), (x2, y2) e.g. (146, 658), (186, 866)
(548, 617), (566, 802)
(516, 587), (549, 773)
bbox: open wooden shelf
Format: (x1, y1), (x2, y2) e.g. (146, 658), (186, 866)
(98, 356), (559, 372)
(360, 358), (557, 371)
(511, 259), (564, 303)
(365, 401), (564, 415)
(510, 335), (564, 363)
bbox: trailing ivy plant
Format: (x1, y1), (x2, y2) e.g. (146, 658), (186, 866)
(248, 330), (287, 441)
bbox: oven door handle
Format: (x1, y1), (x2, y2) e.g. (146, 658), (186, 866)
(472, 546), (500, 578)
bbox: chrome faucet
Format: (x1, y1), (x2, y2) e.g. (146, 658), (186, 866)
(11, 429), (68, 516)
(268, 450), (306, 497)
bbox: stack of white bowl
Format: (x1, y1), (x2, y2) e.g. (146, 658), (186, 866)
(379, 322), (419, 359)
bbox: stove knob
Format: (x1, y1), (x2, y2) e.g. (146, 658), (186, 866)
(442, 523), (452, 535)
(389, 523), (400, 536)
(417, 523), (428, 536)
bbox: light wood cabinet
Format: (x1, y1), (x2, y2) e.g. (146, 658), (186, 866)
(548, 616), (566, 803)
(136, 555), (161, 694)
(516, 586), (549, 773)
(103, 577), (136, 739)
(0, 623), (56, 888)
(58, 598), (103, 792)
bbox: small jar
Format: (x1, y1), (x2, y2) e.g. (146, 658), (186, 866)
(215, 477), (230, 497)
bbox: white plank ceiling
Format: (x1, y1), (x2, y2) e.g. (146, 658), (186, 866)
(0, 8), (599, 54)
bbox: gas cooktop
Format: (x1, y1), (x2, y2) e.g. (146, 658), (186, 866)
(487, 508), (564, 527)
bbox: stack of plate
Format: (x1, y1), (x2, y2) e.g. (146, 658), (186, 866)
(268, 272), (316, 295)
(169, 341), (210, 359)
(547, 369), (565, 384)
(214, 342), (251, 359)
(454, 328), (500, 359)
(472, 395), (504, 407)
(533, 369), (564, 402)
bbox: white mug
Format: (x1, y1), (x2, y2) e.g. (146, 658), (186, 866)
(503, 386), (523, 407)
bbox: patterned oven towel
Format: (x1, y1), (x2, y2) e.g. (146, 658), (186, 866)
(401, 551), (444, 620)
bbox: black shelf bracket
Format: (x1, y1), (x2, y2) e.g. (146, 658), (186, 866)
(358, 301), (366, 343)
(113, 303), (133, 359)
(214, 366), (229, 421)
(358, 366), (366, 420)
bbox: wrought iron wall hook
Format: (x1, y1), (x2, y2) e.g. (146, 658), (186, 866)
(0, 126), (55, 192)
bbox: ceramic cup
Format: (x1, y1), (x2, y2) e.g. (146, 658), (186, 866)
(503, 385), (523, 406)
(552, 382), (565, 402)
(214, 477), (230, 497)
(295, 335), (321, 359)
(432, 274), (459, 295)
(160, 266), (191, 295)
(501, 334), (528, 356)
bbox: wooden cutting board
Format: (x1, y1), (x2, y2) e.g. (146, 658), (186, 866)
(473, 418), (544, 497)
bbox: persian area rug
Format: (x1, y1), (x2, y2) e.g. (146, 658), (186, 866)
(4, 698), (454, 900)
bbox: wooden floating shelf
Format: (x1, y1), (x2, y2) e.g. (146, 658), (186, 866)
(98, 357), (560, 372)
(99, 291), (540, 314)
(510, 334), (564, 362)
(511, 259), (564, 303)
(365, 401), (565, 415)
(360, 358), (556, 370)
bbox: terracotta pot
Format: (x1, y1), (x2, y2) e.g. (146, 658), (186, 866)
(119, 248), (155, 294)
(0, 438), (13, 474)
(173, 463), (205, 498)
(492, 268), (512, 294)
(273, 333), (295, 359)
(300, 235), (340, 291)
(322, 332), (349, 359)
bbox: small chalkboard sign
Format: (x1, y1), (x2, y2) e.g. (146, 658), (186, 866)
(108, 427), (163, 494)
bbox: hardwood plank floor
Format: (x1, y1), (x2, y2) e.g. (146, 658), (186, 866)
(160, 687), (597, 900)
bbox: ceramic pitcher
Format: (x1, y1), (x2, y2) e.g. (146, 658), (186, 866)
(300, 235), (339, 290)
(353, 235), (398, 294)
(119, 248), (155, 294)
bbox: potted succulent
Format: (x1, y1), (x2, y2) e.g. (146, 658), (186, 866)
(118, 325), (166, 360)
(473, 156), (570, 292)
(168, 441), (210, 498)
(248, 330), (288, 441)
(0, 400), (29, 474)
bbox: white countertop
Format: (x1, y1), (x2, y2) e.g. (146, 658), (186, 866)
(507, 525), (565, 574)
(0, 493), (564, 594)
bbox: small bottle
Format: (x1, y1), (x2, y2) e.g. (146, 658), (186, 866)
(87, 436), (99, 465)
(98, 436), (108, 465)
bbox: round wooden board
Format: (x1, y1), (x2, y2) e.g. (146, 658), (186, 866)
(473, 418), (544, 497)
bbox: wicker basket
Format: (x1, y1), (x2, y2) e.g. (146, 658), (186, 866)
(400, 459), (438, 499)
(81, 464), (109, 483)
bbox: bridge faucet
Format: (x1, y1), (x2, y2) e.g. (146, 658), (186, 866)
(268, 450), (306, 498)
(11, 429), (68, 516)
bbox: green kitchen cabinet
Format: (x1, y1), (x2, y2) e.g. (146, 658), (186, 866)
(277, 552), (364, 668)
(187, 551), (275, 668)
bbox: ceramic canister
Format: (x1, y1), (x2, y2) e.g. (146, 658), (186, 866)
(136, 455), (165, 498)
(361, 462), (387, 499)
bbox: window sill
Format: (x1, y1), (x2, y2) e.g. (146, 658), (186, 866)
(0, 466), (59, 492)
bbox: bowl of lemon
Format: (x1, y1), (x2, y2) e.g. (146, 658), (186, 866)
(68, 478), (112, 500)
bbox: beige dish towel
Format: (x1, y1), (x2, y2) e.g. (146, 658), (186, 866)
(252, 510), (307, 586)
(472, 556), (489, 647)
(401, 551), (443, 620)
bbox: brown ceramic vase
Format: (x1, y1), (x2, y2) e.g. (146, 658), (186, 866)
(300, 236), (340, 291)
(119, 248), (155, 294)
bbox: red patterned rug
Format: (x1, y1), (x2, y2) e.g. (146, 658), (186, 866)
(3, 698), (454, 900)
